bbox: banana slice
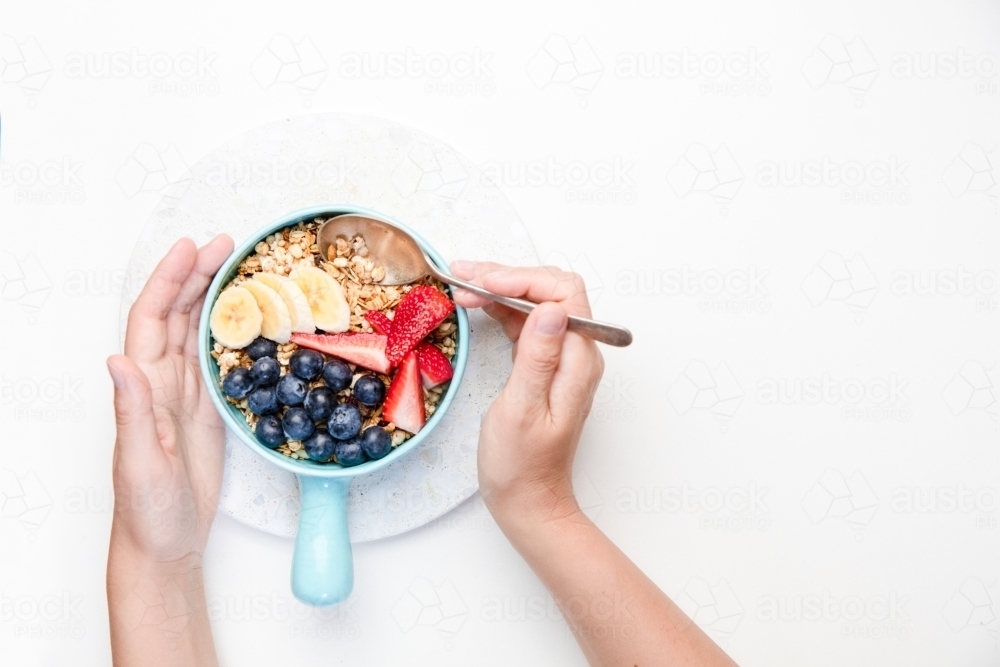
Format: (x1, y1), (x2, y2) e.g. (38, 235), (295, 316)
(210, 286), (263, 349)
(289, 266), (350, 333)
(253, 272), (315, 333)
(242, 280), (293, 343)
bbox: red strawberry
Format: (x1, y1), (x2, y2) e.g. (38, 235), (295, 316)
(386, 286), (455, 366)
(382, 349), (425, 433)
(290, 332), (391, 374)
(416, 343), (454, 388)
(364, 310), (394, 335)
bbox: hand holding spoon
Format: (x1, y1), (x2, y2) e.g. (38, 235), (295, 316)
(317, 215), (633, 347)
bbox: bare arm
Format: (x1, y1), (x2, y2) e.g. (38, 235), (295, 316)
(451, 262), (737, 667)
(106, 235), (233, 667)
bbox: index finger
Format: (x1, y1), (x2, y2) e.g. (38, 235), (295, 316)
(124, 238), (197, 362)
(480, 266), (594, 319)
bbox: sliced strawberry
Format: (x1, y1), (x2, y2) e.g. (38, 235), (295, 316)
(416, 342), (454, 388)
(382, 349), (425, 433)
(290, 332), (391, 374)
(386, 286), (455, 366)
(364, 310), (394, 335)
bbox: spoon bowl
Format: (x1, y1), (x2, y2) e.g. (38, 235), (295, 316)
(318, 214), (633, 347)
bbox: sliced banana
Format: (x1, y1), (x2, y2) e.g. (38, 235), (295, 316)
(253, 272), (315, 333)
(242, 280), (293, 343)
(210, 286), (263, 349)
(289, 266), (350, 333)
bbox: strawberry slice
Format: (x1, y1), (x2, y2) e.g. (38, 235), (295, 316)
(290, 332), (391, 374)
(386, 286), (455, 366)
(364, 310), (394, 335)
(382, 349), (425, 433)
(416, 342), (454, 388)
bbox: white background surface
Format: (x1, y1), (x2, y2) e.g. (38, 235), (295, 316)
(1, 1), (999, 665)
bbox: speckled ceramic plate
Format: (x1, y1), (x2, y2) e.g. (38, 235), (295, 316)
(118, 113), (537, 540)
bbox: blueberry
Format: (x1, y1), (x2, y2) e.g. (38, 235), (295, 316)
(276, 373), (308, 406)
(304, 387), (336, 421)
(250, 357), (280, 386)
(290, 349), (324, 380)
(353, 375), (386, 406)
(255, 415), (286, 449)
(322, 359), (353, 391)
(247, 386), (279, 415)
(247, 336), (278, 360)
(222, 368), (254, 400)
(334, 437), (367, 467)
(327, 403), (362, 440)
(360, 426), (392, 460)
(303, 429), (337, 462)
(282, 407), (315, 441)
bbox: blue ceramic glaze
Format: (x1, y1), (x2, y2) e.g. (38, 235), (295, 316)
(198, 205), (470, 606)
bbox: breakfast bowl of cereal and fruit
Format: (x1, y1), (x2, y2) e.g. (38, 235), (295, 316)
(198, 205), (469, 606)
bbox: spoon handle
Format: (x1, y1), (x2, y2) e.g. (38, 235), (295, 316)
(429, 269), (633, 347)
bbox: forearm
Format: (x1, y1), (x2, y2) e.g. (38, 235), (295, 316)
(491, 493), (737, 667)
(107, 530), (218, 667)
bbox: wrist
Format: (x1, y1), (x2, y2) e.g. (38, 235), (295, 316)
(108, 525), (205, 591)
(483, 474), (583, 533)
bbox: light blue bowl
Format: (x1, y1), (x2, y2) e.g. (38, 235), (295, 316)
(198, 205), (469, 606)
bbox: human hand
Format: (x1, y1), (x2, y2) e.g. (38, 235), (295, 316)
(450, 262), (605, 525)
(107, 235), (234, 563)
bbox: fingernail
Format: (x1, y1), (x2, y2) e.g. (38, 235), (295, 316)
(534, 308), (567, 336)
(107, 359), (126, 389)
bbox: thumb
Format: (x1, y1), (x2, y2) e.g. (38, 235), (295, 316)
(505, 303), (568, 407)
(107, 355), (161, 456)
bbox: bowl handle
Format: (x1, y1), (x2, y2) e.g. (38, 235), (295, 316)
(291, 475), (354, 606)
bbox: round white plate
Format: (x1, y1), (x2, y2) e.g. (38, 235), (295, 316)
(118, 113), (537, 540)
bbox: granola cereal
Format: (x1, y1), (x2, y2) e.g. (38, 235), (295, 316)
(209, 218), (458, 465)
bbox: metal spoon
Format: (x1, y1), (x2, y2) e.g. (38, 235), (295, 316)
(317, 214), (633, 347)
